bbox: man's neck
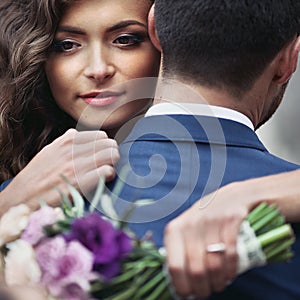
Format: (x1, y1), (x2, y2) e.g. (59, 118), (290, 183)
(153, 77), (262, 128)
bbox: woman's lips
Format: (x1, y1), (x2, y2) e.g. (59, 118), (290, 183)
(80, 91), (125, 107)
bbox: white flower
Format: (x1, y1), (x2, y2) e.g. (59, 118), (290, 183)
(10, 285), (50, 300)
(5, 239), (42, 286)
(0, 204), (31, 247)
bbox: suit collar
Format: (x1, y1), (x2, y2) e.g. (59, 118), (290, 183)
(123, 115), (266, 152)
(145, 103), (254, 130)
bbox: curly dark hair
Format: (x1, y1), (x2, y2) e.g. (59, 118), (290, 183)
(0, 0), (76, 182)
(0, 0), (154, 182)
(0, 0), (155, 182)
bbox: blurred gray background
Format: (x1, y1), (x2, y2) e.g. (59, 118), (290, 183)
(257, 61), (300, 164)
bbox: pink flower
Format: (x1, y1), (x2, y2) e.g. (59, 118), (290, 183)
(35, 236), (95, 298)
(21, 206), (64, 245)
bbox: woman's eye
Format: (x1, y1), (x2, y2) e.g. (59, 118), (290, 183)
(53, 40), (81, 52)
(113, 34), (144, 47)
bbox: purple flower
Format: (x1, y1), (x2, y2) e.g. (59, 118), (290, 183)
(35, 236), (95, 298)
(64, 213), (132, 279)
(21, 206), (64, 245)
(61, 283), (90, 300)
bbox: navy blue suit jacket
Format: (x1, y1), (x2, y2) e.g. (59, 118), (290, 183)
(108, 114), (300, 300)
(0, 179), (12, 191)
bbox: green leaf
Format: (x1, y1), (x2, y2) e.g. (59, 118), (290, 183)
(67, 183), (85, 217)
(100, 194), (119, 220)
(89, 176), (105, 213)
(110, 165), (131, 203)
(55, 187), (72, 211)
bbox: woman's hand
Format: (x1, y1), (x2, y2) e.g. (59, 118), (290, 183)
(164, 170), (300, 299)
(164, 182), (255, 299)
(0, 129), (119, 215)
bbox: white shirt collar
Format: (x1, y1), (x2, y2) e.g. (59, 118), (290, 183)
(145, 103), (254, 130)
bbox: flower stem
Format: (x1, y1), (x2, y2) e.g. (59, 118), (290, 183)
(263, 237), (295, 261)
(257, 224), (293, 247)
(134, 271), (164, 299)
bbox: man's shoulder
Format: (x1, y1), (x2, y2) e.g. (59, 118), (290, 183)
(121, 114), (258, 146)
(262, 151), (300, 171)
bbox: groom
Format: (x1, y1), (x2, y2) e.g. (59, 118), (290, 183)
(107, 1), (300, 299)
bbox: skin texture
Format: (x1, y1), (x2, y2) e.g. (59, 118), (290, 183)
(164, 170), (300, 298)
(45, 0), (160, 135)
(0, 129), (119, 214)
(0, 0), (160, 216)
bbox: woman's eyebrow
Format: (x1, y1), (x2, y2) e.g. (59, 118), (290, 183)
(107, 20), (147, 32)
(56, 21), (147, 36)
(56, 26), (85, 35)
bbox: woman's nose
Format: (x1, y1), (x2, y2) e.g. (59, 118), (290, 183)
(84, 48), (115, 83)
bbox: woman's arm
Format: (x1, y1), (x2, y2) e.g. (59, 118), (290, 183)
(164, 169), (300, 298)
(0, 129), (119, 216)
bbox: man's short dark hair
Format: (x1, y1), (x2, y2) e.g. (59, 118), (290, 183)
(154, 0), (300, 96)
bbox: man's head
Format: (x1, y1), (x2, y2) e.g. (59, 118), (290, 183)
(151, 0), (300, 98)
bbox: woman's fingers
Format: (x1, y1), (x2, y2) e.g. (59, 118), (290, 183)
(4, 129), (120, 212)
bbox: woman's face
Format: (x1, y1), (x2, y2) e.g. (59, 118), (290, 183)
(45, 0), (160, 135)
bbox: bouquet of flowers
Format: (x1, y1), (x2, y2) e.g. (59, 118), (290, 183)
(0, 178), (295, 300)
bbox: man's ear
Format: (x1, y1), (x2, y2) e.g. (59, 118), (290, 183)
(148, 4), (162, 52)
(274, 36), (300, 84)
